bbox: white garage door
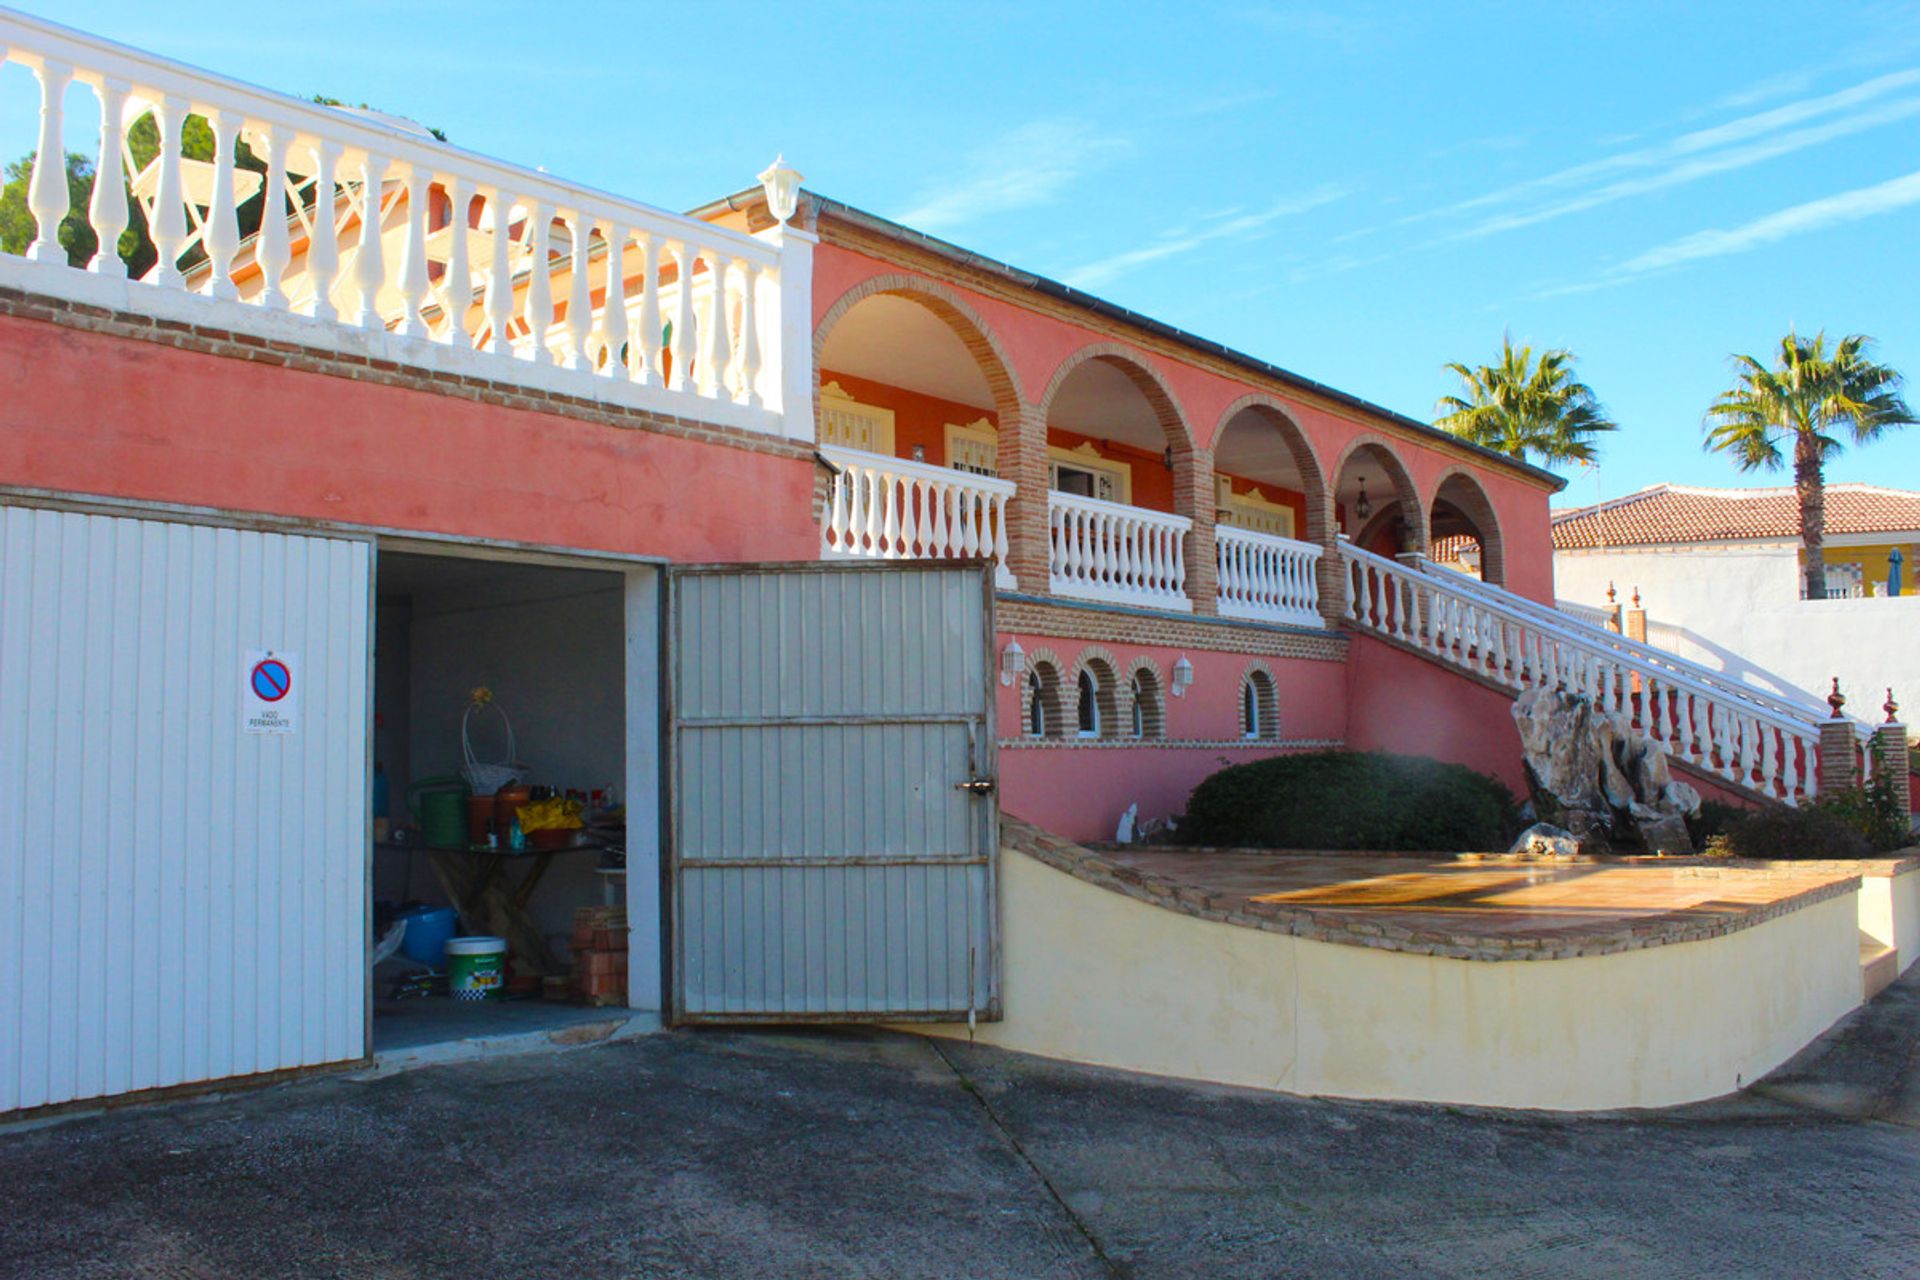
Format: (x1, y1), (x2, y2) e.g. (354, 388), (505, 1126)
(0, 505), (370, 1112)
(670, 562), (999, 1022)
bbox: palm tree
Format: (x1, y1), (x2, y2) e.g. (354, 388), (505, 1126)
(1435, 337), (1618, 467)
(1703, 330), (1915, 601)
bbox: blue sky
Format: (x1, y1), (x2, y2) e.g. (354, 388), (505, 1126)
(29, 0), (1920, 506)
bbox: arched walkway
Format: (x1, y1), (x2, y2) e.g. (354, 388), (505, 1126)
(1328, 437), (1426, 558)
(1211, 396), (1332, 544)
(1428, 468), (1506, 585)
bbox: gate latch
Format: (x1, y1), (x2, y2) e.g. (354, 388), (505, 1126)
(953, 777), (996, 796)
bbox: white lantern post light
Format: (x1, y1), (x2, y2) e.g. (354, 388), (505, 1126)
(1170, 655), (1194, 698)
(758, 155), (803, 225)
(1000, 639), (1027, 687)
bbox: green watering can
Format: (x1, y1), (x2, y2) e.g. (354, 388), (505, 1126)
(407, 775), (471, 849)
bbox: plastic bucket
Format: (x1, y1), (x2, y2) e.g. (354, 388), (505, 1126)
(445, 936), (508, 1001)
(396, 906), (458, 966)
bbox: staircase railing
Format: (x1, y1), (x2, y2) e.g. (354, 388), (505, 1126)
(1340, 544), (1869, 802)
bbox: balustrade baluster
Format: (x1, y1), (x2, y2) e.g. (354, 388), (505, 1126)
(668, 240), (693, 392)
(203, 108), (241, 299)
(482, 187), (512, 352)
(598, 222), (628, 376)
(149, 95), (190, 288)
(351, 152), (387, 329)
(396, 162), (430, 337)
(564, 211), (591, 370)
(634, 232), (660, 384)
(439, 175), (471, 348)
(701, 250), (732, 399)
(87, 78), (130, 277)
(254, 125), (290, 306)
(524, 201), (552, 361)
(734, 256), (761, 405)
(25, 58), (71, 264)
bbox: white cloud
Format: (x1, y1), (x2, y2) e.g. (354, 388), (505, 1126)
(1524, 167), (1920, 299)
(1619, 168), (1920, 274)
(1448, 92), (1920, 241)
(1062, 185), (1350, 289)
(895, 119), (1129, 232)
(1401, 68), (1920, 233)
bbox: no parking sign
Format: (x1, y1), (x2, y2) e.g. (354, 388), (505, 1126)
(243, 650), (300, 734)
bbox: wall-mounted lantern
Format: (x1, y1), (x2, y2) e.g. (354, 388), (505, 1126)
(758, 155), (803, 225)
(1000, 638), (1027, 687)
(1171, 654), (1194, 697)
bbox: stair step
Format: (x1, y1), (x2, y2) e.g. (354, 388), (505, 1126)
(1861, 942), (1900, 1000)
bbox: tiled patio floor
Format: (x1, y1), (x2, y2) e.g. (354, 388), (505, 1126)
(1106, 849), (1854, 942)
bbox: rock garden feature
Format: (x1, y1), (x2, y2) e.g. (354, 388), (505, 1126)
(1510, 687), (1701, 855)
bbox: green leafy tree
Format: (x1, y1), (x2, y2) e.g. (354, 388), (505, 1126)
(1703, 331), (1915, 600)
(0, 150), (103, 267)
(1435, 337), (1619, 467)
(2, 97), (436, 279)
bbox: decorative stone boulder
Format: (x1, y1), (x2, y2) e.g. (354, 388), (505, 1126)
(1510, 687), (1701, 854)
(1507, 822), (1580, 859)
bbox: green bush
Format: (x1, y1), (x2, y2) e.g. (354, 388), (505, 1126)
(1179, 751), (1517, 852)
(1714, 803), (1872, 861)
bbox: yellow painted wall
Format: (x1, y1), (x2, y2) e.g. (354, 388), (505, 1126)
(1819, 542), (1919, 591)
(1859, 869), (1920, 973)
(915, 849), (1865, 1111)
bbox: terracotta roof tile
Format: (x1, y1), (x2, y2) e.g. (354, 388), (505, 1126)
(1552, 484), (1920, 549)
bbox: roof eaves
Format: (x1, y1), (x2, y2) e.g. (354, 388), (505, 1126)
(691, 186), (1568, 495)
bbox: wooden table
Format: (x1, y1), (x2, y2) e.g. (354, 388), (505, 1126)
(377, 840), (598, 976)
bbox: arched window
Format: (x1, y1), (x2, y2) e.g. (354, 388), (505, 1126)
(1128, 668), (1164, 740)
(1241, 670), (1279, 741)
(1077, 668), (1100, 737)
(1026, 662), (1064, 739)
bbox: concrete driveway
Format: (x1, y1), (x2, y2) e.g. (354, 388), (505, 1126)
(6, 974), (1920, 1279)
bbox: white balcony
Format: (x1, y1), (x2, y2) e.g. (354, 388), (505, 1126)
(1215, 526), (1323, 628)
(1048, 491), (1192, 611)
(819, 446), (1017, 587)
(0, 10), (812, 441)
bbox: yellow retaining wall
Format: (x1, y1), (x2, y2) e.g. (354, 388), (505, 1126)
(922, 848), (1865, 1112)
(1860, 867), (1920, 973)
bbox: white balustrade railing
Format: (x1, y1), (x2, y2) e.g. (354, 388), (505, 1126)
(1340, 543), (1869, 802)
(1555, 598), (1617, 629)
(1048, 492), (1192, 611)
(1216, 526), (1323, 628)
(819, 446), (1016, 587)
(0, 10), (812, 441)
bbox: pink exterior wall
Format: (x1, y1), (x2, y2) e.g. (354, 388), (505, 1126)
(1343, 633), (1529, 796)
(815, 243), (1564, 602)
(993, 631), (1348, 842)
(0, 315), (820, 563)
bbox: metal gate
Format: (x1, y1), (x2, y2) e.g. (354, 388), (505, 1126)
(669, 562), (998, 1023)
(0, 505), (370, 1112)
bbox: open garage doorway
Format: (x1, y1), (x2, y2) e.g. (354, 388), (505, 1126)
(370, 547), (660, 1059)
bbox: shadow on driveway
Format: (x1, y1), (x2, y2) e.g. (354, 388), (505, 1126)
(5, 973), (1920, 1279)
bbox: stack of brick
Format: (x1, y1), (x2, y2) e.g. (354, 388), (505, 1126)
(567, 905), (628, 1006)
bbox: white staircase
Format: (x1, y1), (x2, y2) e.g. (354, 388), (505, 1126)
(1339, 544), (1870, 803)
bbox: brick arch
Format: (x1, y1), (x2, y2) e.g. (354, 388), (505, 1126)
(1327, 433), (1428, 555)
(811, 272), (1026, 443)
(1123, 655), (1168, 740)
(1068, 644), (1124, 739)
(1023, 645), (1067, 739)
(1427, 465), (1508, 587)
(1036, 342), (1197, 456)
(1212, 393), (1334, 544)
(1238, 658), (1281, 741)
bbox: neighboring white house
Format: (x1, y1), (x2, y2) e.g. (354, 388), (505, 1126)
(1553, 483), (1920, 718)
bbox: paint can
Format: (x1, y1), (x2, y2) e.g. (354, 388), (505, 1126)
(444, 936), (508, 1001)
